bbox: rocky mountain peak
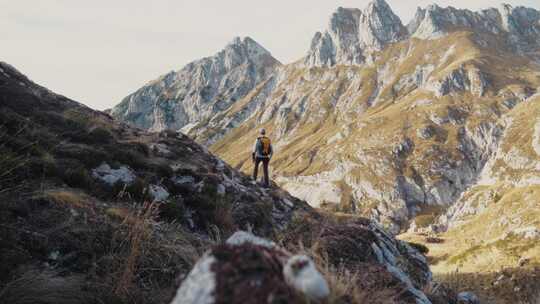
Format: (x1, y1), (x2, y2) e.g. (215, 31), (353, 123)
(223, 36), (278, 68)
(408, 2), (540, 49)
(111, 36), (280, 132)
(360, 0), (407, 50)
(407, 7), (426, 34)
(305, 0), (406, 67)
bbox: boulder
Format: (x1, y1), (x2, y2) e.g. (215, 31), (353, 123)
(170, 231), (329, 304)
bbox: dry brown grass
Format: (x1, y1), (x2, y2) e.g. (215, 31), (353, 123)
(0, 125), (30, 197)
(436, 267), (540, 304)
(112, 201), (159, 298)
(307, 244), (398, 304)
(44, 189), (90, 209)
(279, 213), (414, 304)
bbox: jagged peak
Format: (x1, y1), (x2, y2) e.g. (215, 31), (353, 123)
(499, 3), (513, 12)
(407, 7), (426, 34)
(365, 0), (393, 12)
(409, 2), (540, 43)
(425, 3), (442, 12)
(227, 36), (261, 49)
(224, 36), (276, 60)
(305, 0), (406, 67)
(217, 36), (281, 65)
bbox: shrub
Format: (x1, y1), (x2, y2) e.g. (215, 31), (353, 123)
(132, 142), (150, 157)
(159, 197), (186, 222)
(54, 144), (109, 169)
(111, 149), (147, 171)
(121, 178), (148, 202)
(63, 166), (93, 189)
(151, 162), (174, 178)
(86, 127), (115, 144)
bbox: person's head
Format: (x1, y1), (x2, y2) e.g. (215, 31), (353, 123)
(260, 128), (266, 136)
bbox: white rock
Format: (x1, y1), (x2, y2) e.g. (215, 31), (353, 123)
(532, 119), (540, 156)
(149, 184), (169, 202)
(170, 254), (216, 304)
(283, 255), (330, 301)
(509, 226), (540, 239)
(91, 163), (135, 186)
(226, 231), (277, 249)
(217, 184), (226, 196)
(172, 175), (196, 185)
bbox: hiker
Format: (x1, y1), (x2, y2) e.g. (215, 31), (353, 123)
(252, 128), (273, 187)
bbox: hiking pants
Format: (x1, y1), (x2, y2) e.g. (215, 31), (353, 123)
(253, 157), (270, 186)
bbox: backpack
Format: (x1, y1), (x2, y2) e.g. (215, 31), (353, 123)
(259, 136), (271, 156)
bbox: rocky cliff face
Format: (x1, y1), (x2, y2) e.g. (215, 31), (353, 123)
(305, 0), (407, 67)
(396, 99), (540, 290)
(112, 0), (540, 238)
(204, 1), (540, 235)
(408, 4), (540, 51)
(111, 37), (281, 132)
(0, 61), (451, 304)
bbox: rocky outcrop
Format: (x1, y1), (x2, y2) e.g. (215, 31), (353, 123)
(317, 220), (432, 298)
(170, 231), (329, 304)
(172, 224), (434, 304)
(408, 4), (540, 50)
(435, 96), (540, 233)
(305, 0), (407, 67)
(425, 66), (489, 97)
(111, 37), (281, 132)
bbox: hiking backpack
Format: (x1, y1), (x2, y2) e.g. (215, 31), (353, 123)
(259, 136), (271, 156)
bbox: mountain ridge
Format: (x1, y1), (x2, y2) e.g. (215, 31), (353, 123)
(111, 36), (281, 132)
(112, 0), (540, 242)
(0, 60), (454, 304)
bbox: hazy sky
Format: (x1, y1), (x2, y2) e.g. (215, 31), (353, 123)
(2, 0), (539, 110)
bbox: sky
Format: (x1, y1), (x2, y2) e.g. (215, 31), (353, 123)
(2, 0), (540, 110)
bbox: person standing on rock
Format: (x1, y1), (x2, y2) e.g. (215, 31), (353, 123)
(252, 128), (273, 187)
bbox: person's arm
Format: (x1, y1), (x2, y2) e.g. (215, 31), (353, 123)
(252, 139), (258, 161)
(269, 143), (273, 159)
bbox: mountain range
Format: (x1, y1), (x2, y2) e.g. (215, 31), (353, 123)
(0, 60), (457, 304)
(111, 0), (540, 281)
